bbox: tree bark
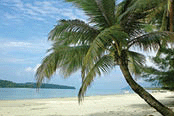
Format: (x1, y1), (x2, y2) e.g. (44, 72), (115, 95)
(119, 60), (174, 116)
(170, 0), (173, 32)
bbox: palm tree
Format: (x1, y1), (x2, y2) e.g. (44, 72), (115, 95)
(148, 0), (173, 32)
(121, 0), (173, 31)
(36, 0), (174, 115)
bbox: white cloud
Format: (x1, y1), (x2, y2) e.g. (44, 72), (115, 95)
(4, 13), (17, 19)
(0, 37), (51, 50)
(3, 42), (32, 47)
(0, 37), (51, 64)
(1, 0), (88, 23)
(25, 64), (41, 73)
(24, 8), (38, 16)
(0, 57), (33, 64)
(25, 67), (33, 72)
(27, 16), (45, 21)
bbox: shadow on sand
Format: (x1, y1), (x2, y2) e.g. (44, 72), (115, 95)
(46, 94), (174, 116)
(86, 94), (174, 116)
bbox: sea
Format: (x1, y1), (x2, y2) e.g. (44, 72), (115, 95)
(0, 88), (129, 100)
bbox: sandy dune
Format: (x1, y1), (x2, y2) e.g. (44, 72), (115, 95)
(0, 91), (174, 116)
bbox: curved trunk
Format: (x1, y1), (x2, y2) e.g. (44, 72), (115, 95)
(119, 60), (174, 116)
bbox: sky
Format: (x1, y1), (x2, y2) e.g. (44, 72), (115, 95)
(0, 0), (147, 90)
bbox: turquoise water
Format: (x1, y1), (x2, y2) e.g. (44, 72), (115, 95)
(0, 88), (125, 100)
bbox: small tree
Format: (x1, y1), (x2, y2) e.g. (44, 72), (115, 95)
(143, 47), (174, 90)
(120, 0), (174, 31)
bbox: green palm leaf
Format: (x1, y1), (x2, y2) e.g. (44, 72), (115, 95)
(66, 0), (116, 29)
(36, 45), (89, 85)
(119, 0), (164, 18)
(79, 54), (115, 102)
(128, 31), (174, 51)
(49, 19), (99, 45)
(116, 0), (148, 36)
(128, 51), (146, 77)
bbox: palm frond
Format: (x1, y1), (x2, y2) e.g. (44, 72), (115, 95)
(117, 0), (168, 36)
(143, 1), (168, 31)
(116, 0), (148, 35)
(119, 0), (164, 19)
(49, 19), (99, 45)
(128, 31), (174, 51)
(120, 12), (147, 36)
(78, 54), (115, 102)
(36, 45), (89, 86)
(66, 0), (116, 29)
(36, 52), (60, 86)
(146, 2), (167, 23)
(128, 51), (146, 77)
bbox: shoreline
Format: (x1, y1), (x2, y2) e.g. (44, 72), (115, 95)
(1, 87), (166, 101)
(0, 92), (133, 102)
(0, 91), (173, 116)
(0, 88), (167, 101)
(0, 88), (126, 100)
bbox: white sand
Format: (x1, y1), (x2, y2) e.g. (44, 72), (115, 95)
(0, 91), (174, 116)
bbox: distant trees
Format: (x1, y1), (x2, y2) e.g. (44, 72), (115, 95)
(0, 80), (33, 88)
(0, 80), (75, 89)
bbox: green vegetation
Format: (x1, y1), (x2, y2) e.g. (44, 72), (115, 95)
(143, 47), (174, 90)
(0, 80), (75, 89)
(137, 0), (174, 91)
(36, 0), (174, 115)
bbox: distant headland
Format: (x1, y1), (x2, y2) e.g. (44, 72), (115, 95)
(0, 79), (75, 89)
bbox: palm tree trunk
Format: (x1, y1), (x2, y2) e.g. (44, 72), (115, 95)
(169, 0), (173, 32)
(119, 60), (174, 116)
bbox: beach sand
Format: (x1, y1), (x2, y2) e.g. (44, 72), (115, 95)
(0, 91), (174, 116)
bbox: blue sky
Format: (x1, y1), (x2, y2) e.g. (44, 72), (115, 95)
(0, 0), (143, 90)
